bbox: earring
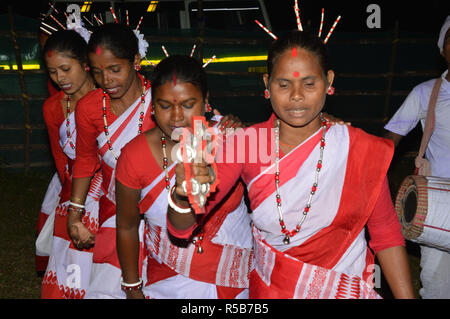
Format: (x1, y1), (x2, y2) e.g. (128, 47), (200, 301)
(327, 86), (335, 95)
(264, 89), (270, 99)
(205, 103), (212, 113)
(85, 66), (90, 72)
(134, 64), (141, 71)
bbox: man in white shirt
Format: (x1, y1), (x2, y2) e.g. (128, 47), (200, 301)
(384, 15), (450, 299)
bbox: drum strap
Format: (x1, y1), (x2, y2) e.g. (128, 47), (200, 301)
(415, 77), (442, 175)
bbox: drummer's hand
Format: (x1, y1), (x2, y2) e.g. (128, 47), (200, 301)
(67, 210), (95, 250)
(322, 112), (351, 126)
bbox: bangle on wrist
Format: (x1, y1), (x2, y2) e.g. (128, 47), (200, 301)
(69, 201), (85, 209)
(68, 205), (85, 215)
(120, 278), (143, 292)
(168, 185), (192, 214)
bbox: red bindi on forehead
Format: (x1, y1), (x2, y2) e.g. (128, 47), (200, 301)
(47, 50), (53, 58)
(293, 71), (299, 78)
(96, 46), (102, 56)
(291, 47), (297, 58)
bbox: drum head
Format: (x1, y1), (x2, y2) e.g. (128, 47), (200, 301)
(402, 186), (418, 224)
(395, 175), (427, 240)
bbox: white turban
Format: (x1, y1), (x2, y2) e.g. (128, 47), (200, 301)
(438, 15), (450, 53)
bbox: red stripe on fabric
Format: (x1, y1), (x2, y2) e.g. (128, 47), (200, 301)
(92, 226), (120, 268)
(98, 190), (116, 227)
(284, 127), (394, 270)
(216, 286), (245, 299)
(166, 216), (197, 239)
(41, 281), (65, 299)
(98, 76), (151, 157)
(53, 208), (70, 240)
(362, 248), (375, 283)
(427, 186), (450, 192)
(423, 224), (450, 232)
(248, 129), (322, 211)
(99, 102), (140, 156)
(145, 254), (178, 285)
(139, 166), (176, 214)
(322, 270), (337, 299)
(294, 263), (312, 298)
(249, 267), (297, 299)
(189, 240), (223, 284)
(259, 239), (303, 298)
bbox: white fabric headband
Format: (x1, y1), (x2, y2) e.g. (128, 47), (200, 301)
(438, 15), (450, 53)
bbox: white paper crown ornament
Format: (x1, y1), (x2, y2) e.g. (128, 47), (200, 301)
(255, 0), (342, 44)
(133, 29), (149, 59)
(67, 18), (91, 43)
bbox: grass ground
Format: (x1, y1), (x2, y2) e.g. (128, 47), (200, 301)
(0, 169), (50, 299)
(0, 159), (422, 299)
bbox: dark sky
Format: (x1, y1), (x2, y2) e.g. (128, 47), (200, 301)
(2, 0), (449, 34)
(266, 0), (449, 33)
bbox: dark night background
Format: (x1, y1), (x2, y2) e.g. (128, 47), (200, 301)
(1, 0), (449, 33)
(0, 0), (449, 299)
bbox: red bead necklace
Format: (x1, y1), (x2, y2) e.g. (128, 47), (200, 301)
(161, 134), (171, 190)
(65, 96), (75, 150)
(102, 79), (148, 160)
(274, 116), (328, 244)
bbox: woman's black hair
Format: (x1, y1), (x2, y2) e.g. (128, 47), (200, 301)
(151, 55), (208, 99)
(267, 30), (330, 77)
(87, 23), (139, 63)
(42, 30), (88, 65)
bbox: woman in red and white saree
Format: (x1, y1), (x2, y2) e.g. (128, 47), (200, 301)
(115, 55), (252, 299)
(167, 30), (415, 299)
(38, 30), (101, 299)
(69, 23), (155, 298)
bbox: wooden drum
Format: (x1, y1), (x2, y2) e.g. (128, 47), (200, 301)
(395, 175), (450, 252)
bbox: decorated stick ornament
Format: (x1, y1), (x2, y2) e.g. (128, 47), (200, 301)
(48, 2), (59, 14)
(135, 16), (144, 31)
(109, 7), (119, 23)
(93, 14), (103, 26)
(202, 55), (216, 68)
(190, 44), (197, 57)
(40, 26), (52, 35)
(254, 19), (278, 40)
(83, 16), (94, 27)
(318, 8), (324, 37)
(41, 22), (58, 32)
(161, 45), (169, 57)
(50, 14), (66, 30)
(294, 0), (303, 31)
(323, 15), (341, 44)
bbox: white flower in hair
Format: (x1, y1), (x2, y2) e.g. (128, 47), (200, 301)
(67, 19), (91, 43)
(133, 30), (149, 59)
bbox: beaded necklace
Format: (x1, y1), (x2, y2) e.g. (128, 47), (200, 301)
(160, 134), (171, 190)
(274, 116), (327, 244)
(102, 79), (148, 160)
(65, 96), (76, 150)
